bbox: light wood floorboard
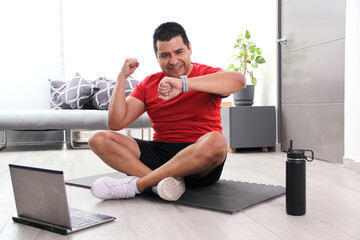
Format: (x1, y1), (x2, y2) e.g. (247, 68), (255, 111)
(0, 145), (359, 239)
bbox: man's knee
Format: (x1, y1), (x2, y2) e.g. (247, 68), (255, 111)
(89, 131), (141, 160)
(88, 131), (108, 151)
(197, 131), (227, 160)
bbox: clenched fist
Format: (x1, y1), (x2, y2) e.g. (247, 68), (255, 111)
(158, 77), (183, 101)
(120, 58), (140, 78)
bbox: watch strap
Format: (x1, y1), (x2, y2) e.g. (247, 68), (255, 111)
(180, 75), (188, 92)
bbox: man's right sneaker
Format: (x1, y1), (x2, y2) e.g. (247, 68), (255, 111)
(91, 176), (139, 200)
(156, 177), (186, 201)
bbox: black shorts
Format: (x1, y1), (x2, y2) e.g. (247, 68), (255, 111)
(134, 138), (226, 187)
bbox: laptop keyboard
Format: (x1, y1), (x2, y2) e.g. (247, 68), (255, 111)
(70, 209), (104, 229)
(71, 215), (101, 229)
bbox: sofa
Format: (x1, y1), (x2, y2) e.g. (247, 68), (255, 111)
(0, 110), (151, 150)
(0, 73), (152, 151)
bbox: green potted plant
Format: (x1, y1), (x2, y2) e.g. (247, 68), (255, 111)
(227, 30), (266, 106)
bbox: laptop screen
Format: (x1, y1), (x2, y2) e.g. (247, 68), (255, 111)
(9, 164), (72, 229)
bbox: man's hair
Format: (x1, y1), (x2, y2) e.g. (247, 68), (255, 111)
(153, 22), (190, 54)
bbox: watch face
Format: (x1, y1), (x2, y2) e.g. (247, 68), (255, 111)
(180, 75), (187, 80)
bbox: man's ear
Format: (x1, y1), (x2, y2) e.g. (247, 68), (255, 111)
(188, 42), (192, 55)
(156, 52), (160, 63)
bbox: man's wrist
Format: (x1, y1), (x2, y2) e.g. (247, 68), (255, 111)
(120, 71), (128, 78)
(180, 75), (188, 92)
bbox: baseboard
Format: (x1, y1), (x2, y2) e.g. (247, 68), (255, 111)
(275, 143), (282, 152)
(343, 156), (360, 174)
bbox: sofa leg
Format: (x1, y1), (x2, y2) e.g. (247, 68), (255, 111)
(0, 130), (7, 151)
(148, 128), (152, 140)
(126, 129), (131, 137)
(70, 129), (90, 149)
(68, 128), (153, 150)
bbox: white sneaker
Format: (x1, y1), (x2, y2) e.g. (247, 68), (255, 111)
(91, 176), (139, 200)
(156, 177), (186, 201)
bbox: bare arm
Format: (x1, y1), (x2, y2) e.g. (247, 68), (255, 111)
(108, 58), (146, 130)
(158, 71), (245, 101)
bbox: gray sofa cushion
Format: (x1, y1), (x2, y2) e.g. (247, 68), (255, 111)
(58, 73), (97, 109)
(49, 74), (139, 110)
(0, 110), (151, 130)
(92, 76), (139, 110)
(92, 77), (115, 110)
(125, 76), (139, 97)
(49, 79), (71, 109)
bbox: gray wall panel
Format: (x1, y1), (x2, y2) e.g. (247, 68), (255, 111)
(282, 0), (345, 53)
(282, 39), (345, 104)
(281, 0), (293, 5)
(282, 104), (344, 163)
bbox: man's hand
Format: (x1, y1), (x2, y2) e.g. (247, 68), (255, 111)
(158, 77), (183, 101)
(120, 58), (139, 78)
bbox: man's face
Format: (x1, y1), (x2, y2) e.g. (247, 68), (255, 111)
(156, 35), (193, 78)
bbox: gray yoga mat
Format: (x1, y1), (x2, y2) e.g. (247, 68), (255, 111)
(66, 172), (285, 214)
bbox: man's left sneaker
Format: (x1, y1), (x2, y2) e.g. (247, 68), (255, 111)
(91, 176), (139, 200)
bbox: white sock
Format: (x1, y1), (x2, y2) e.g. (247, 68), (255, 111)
(132, 178), (141, 194)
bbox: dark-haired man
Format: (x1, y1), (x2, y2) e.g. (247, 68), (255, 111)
(90, 22), (245, 201)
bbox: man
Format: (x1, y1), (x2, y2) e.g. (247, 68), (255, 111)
(90, 22), (245, 201)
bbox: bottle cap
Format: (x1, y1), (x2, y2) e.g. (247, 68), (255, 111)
(287, 150), (305, 159)
(287, 140), (314, 161)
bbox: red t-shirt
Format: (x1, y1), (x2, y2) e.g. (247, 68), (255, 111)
(130, 62), (224, 143)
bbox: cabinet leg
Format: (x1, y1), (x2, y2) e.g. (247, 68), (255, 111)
(262, 147), (269, 152)
(227, 148), (237, 153)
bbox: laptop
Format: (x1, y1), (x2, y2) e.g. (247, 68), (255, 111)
(9, 164), (116, 235)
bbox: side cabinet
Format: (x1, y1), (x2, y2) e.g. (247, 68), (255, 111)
(221, 106), (276, 151)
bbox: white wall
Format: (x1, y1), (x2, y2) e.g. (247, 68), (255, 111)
(0, 0), (278, 110)
(0, 0), (62, 110)
(344, 0), (360, 167)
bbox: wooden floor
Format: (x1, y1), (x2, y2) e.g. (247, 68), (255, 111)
(1, 144), (360, 240)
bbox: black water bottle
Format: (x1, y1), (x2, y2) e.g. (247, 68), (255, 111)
(286, 140), (314, 216)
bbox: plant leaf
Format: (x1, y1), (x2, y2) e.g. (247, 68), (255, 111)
(252, 77), (257, 86)
(227, 64), (235, 71)
(252, 63), (258, 68)
(256, 48), (262, 55)
(239, 50), (245, 58)
(255, 56), (266, 64)
(249, 46), (256, 53)
(245, 30), (250, 39)
(251, 54), (255, 61)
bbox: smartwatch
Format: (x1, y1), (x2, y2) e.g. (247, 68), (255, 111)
(180, 75), (188, 92)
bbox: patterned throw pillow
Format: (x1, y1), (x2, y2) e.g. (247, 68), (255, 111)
(92, 76), (139, 110)
(125, 76), (139, 97)
(58, 73), (97, 109)
(49, 74), (139, 110)
(49, 79), (71, 109)
(91, 77), (115, 110)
